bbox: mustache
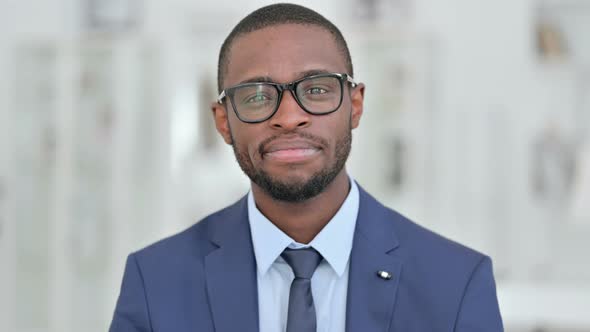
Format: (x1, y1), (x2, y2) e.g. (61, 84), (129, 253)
(258, 132), (328, 155)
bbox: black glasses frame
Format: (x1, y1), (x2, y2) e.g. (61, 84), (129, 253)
(217, 73), (358, 123)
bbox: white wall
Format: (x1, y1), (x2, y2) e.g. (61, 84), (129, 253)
(1, 0), (589, 331)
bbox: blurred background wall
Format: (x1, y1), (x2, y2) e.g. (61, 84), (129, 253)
(0, 0), (589, 331)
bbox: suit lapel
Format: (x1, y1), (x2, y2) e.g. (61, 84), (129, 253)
(346, 187), (403, 332)
(205, 197), (259, 332)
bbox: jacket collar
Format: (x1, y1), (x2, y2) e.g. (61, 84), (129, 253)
(204, 196), (260, 332)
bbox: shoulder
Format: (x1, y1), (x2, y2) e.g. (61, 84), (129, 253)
(378, 203), (502, 329)
(359, 187), (487, 274)
(364, 191), (497, 310)
(388, 206), (486, 270)
(131, 196), (246, 270)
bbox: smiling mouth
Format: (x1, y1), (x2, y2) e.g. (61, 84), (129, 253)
(259, 133), (326, 164)
(262, 139), (323, 163)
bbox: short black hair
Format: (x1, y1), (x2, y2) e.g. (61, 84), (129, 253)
(217, 3), (354, 93)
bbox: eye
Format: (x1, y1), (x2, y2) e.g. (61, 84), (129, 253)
(244, 93), (270, 104)
(306, 87), (328, 94)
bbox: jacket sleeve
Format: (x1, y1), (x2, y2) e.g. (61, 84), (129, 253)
(454, 256), (504, 332)
(109, 254), (152, 332)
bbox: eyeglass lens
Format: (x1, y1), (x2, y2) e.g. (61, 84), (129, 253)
(231, 75), (342, 122)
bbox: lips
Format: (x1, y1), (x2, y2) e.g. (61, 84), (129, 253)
(262, 139), (323, 163)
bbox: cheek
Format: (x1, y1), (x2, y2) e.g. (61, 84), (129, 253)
(229, 120), (264, 161)
(324, 109), (351, 141)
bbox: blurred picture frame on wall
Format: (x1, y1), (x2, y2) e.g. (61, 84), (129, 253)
(349, 28), (437, 215)
(11, 43), (58, 330)
(84, 0), (142, 32)
(351, 0), (414, 27)
(533, 0), (590, 224)
(72, 43), (115, 276)
(535, 0), (590, 63)
(536, 20), (568, 60)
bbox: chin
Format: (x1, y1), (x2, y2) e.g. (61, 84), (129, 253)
(266, 167), (318, 182)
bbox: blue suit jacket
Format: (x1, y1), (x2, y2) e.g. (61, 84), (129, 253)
(110, 187), (503, 331)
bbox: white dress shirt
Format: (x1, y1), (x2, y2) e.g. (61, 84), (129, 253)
(247, 177), (360, 332)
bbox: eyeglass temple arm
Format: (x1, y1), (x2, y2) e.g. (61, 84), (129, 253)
(347, 75), (358, 87)
(217, 90), (226, 104)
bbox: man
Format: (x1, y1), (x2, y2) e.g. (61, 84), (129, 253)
(109, 3), (504, 332)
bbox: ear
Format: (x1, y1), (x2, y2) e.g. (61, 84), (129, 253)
(350, 83), (365, 129)
(211, 101), (233, 145)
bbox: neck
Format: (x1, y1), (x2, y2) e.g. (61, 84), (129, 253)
(251, 170), (351, 244)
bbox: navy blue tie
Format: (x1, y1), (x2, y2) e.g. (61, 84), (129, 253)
(281, 247), (323, 332)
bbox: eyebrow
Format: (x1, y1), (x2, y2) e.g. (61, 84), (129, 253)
(238, 76), (274, 84)
(236, 69), (333, 85)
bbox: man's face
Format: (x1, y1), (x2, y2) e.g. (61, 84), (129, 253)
(213, 24), (364, 202)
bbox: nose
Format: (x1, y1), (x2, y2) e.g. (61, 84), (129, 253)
(268, 90), (311, 130)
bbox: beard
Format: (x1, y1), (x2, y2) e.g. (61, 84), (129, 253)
(230, 127), (352, 202)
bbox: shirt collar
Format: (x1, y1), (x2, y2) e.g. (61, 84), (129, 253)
(248, 176), (359, 277)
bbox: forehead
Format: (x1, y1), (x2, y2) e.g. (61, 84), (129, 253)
(224, 24), (347, 87)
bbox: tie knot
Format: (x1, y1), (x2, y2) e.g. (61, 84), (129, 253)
(281, 247), (323, 279)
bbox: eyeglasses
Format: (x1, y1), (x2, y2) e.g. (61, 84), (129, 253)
(217, 73), (358, 123)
